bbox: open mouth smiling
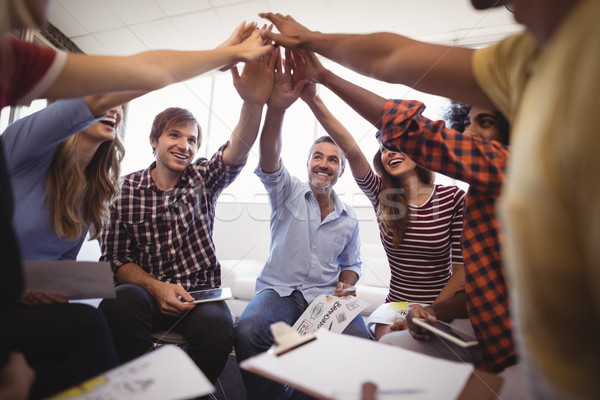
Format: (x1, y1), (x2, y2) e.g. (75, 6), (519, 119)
(389, 157), (404, 166)
(171, 152), (188, 160)
(100, 116), (117, 128)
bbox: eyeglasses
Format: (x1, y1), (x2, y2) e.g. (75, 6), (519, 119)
(504, 1), (514, 13)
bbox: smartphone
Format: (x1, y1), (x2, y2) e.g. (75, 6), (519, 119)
(183, 287), (232, 304)
(412, 318), (478, 348)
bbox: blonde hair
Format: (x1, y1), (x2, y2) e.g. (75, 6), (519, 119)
(46, 133), (124, 240)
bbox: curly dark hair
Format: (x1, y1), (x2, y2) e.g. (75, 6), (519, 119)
(443, 100), (510, 145)
(443, 100), (471, 133)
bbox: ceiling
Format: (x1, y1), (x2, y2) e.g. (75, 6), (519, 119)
(46, 0), (523, 56)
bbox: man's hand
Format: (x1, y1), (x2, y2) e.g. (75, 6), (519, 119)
(298, 50), (326, 83)
(267, 49), (306, 111)
(406, 305), (437, 340)
(21, 290), (68, 305)
(334, 270), (359, 297)
(333, 281), (357, 297)
(148, 282), (195, 318)
(293, 51), (322, 104)
(373, 319), (408, 341)
(258, 13), (311, 49)
(231, 45), (277, 105)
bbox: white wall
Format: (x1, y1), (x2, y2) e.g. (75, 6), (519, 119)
(77, 200), (382, 263)
(213, 201), (382, 263)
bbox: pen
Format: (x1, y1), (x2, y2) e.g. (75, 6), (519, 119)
(339, 286), (357, 292)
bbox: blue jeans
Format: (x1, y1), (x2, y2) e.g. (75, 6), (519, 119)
(99, 283), (233, 383)
(234, 289), (370, 400)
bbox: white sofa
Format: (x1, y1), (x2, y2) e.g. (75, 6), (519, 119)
(220, 243), (390, 319)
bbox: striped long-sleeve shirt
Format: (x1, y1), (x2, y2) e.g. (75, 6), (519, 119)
(356, 170), (465, 304)
(380, 99), (513, 372)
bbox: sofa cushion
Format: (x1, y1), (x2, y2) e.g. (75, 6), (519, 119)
(220, 259), (264, 301)
(355, 285), (389, 315)
(359, 255), (390, 289)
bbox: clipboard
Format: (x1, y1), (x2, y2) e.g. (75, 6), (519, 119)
(48, 345), (214, 399)
(23, 260), (116, 300)
(240, 327), (501, 400)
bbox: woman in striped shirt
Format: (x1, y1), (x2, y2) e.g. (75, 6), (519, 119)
(298, 52), (466, 340)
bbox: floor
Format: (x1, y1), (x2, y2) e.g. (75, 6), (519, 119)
(213, 354), (246, 400)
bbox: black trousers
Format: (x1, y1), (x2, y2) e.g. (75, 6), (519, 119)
(0, 303), (119, 399)
(99, 283), (234, 383)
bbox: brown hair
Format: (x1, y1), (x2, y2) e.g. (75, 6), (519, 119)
(372, 149), (434, 247)
(149, 107), (201, 154)
(46, 133), (124, 240)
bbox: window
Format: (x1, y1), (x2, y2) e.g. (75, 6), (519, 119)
(112, 61), (467, 206)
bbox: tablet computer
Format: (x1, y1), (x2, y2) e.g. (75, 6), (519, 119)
(184, 287), (232, 304)
(412, 318), (479, 348)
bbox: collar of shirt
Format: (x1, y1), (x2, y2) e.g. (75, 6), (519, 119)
(301, 181), (349, 219)
(137, 161), (194, 192)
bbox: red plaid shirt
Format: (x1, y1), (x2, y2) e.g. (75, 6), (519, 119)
(380, 99), (515, 372)
(101, 143), (243, 290)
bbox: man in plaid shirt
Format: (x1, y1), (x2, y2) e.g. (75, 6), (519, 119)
(99, 50), (277, 383)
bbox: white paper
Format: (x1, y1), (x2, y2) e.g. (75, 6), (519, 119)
(23, 260), (116, 300)
(293, 294), (369, 335)
(365, 302), (427, 329)
(48, 345), (215, 400)
(241, 329), (473, 400)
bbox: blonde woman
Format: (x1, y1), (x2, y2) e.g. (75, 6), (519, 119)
(1, 0), (271, 305)
(2, 95), (130, 304)
(0, 1), (270, 397)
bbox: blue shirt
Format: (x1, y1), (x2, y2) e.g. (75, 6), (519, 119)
(2, 98), (101, 260)
(255, 162), (362, 304)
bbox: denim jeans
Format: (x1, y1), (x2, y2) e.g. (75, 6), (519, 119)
(234, 289), (370, 400)
(99, 283), (233, 383)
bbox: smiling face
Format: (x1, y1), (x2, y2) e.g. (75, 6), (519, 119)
(307, 141), (344, 191)
(80, 106), (123, 143)
(464, 107), (503, 142)
(380, 147), (417, 179)
(151, 122), (199, 175)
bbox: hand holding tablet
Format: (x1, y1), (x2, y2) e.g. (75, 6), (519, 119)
(412, 318), (478, 348)
(181, 287), (232, 304)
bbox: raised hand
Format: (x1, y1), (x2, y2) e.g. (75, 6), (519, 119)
(231, 46), (277, 105)
(258, 13), (311, 48)
(267, 48), (306, 111)
(217, 21), (258, 49)
(299, 50), (326, 83)
(234, 25), (275, 63)
(294, 51), (317, 103)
